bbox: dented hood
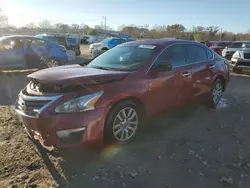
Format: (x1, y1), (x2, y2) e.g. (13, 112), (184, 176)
(28, 65), (129, 85)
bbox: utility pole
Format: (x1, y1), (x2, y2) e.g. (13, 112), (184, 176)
(220, 28), (223, 41)
(102, 16), (106, 31)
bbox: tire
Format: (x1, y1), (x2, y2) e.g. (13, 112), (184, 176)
(101, 48), (108, 51)
(207, 78), (223, 108)
(233, 67), (242, 74)
(45, 59), (60, 68)
(104, 101), (141, 145)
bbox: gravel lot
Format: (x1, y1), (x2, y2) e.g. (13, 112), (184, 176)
(1, 72), (250, 188)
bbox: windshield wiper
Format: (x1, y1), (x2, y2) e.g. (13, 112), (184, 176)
(91, 66), (114, 70)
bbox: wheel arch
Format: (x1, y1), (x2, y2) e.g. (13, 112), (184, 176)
(101, 47), (109, 51)
(106, 96), (146, 118)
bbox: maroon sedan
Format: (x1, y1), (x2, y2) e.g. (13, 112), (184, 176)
(15, 38), (229, 150)
(210, 41), (230, 55)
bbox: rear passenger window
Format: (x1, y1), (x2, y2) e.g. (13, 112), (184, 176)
(31, 39), (45, 46)
(154, 44), (186, 67)
(186, 44), (207, 64)
(206, 48), (214, 59)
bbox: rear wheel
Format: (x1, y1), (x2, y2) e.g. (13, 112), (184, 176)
(207, 78), (223, 108)
(46, 59), (60, 68)
(104, 101), (140, 144)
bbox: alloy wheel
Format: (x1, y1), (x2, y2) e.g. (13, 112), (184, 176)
(212, 81), (222, 105)
(47, 59), (59, 68)
(112, 107), (138, 142)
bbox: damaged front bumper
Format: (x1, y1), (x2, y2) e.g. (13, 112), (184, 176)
(15, 91), (106, 150)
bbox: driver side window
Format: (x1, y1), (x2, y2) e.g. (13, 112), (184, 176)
(0, 39), (12, 51)
(154, 44), (186, 68)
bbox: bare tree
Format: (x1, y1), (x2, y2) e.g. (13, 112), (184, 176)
(118, 24), (126, 31)
(193, 26), (205, 33)
(59, 24), (70, 33)
(71, 23), (80, 31)
(53, 22), (63, 30)
(26, 22), (36, 29)
(38, 19), (51, 29)
(0, 14), (8, 28)
(206, 26), (219, 40)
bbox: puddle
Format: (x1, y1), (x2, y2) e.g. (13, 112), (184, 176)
(216, 97), (228, 109)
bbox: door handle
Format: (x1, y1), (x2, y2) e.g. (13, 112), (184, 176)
(208, 64), (215, 69)
(182, 72), (192, 77)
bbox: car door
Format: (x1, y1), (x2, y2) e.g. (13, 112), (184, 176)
(25, 38), (48, 67)
(146, 44), (194, 114)
(184, 44), (214, 99)
(0, 37), (25, 68)
(108, 39), (118, 49)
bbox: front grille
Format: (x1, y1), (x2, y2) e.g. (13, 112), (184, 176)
(16, 94), (51, 117)
(29, 80), (85, 94)
(244, 53), (250, 59)
(238, 62), (250, 66)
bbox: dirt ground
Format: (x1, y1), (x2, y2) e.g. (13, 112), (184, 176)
(2, 72), (250, 188)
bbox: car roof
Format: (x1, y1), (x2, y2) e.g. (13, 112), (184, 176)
(123, 38), (201, 47)
(233, 41), (250, 43)
(0, 35), (40, 41)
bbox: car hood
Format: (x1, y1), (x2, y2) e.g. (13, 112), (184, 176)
(28, 65), (130, 85)
(91, 42), (103, 47)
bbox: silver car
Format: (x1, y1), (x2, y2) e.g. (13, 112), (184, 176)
(222, 41), (250, 61)
(231, 44), (250, 73)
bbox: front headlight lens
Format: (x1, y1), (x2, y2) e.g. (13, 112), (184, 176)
(222, 50), (226, 56)
(233, 52), (241, 59)
(55, 91), (103, 113)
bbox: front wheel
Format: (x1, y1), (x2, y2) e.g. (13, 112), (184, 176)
(46, 59), (60, 68)
(104, 101), (140, 144)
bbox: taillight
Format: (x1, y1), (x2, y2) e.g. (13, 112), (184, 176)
(59, 45), (67, 52)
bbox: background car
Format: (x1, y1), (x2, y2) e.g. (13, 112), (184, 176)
(89, 37), (126, 54)
(36, 34), (81, 56)
(80, 35), (95, 44)
(230, 46), (250, 73)
(222, 41), (250, 60)
(210, 41), (230, 55)
(0, 35), (68, 69)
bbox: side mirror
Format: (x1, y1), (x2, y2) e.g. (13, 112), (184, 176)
(152, 63), (172, 72)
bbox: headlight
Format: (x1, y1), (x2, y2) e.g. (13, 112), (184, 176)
(233, 52), (241, 59)
(222, 50), (226, 56)
(55, 91), (103, 113)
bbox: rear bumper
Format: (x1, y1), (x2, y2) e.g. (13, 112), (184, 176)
(16, 107), (106, 149)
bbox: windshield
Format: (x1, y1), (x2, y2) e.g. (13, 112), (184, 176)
(87, 45), (154, 71)
(101, 37), (113, 43)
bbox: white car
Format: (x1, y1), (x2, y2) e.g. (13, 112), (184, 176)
(89, 42), (109, 54)
(231, 49), (250, 73)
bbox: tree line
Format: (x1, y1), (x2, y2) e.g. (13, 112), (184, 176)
(0, 13), (249, 41)
(120, 24), (250, 41)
